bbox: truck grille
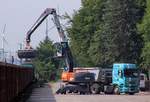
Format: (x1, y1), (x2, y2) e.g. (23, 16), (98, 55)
(125, 79), (138, 87)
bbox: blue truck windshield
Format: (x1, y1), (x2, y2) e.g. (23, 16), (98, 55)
(124, 69), (138, 77)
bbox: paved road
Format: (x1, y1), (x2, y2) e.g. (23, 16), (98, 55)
(26, 83), (150, 102)
(55, 94), (150, 102)
(26, 83), (56, 102)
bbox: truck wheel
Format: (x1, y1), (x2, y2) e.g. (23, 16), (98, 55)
(74, 90), (78, 93)
(66, 89), (71, 94)
(56, 88), (62, 94)
(129, 92), (134, 95)
(90, 83), (100, 94)
(80, 91), (85, 95)
(60, 90), (66, 94)
(113, 86), (120, 95)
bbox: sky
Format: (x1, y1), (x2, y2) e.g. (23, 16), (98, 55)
(0, 0), (81, 54)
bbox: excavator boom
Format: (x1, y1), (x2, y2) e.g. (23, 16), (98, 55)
(18, 8), (74, 73)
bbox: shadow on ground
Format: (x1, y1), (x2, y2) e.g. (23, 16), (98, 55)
(12, 81), (56, 102)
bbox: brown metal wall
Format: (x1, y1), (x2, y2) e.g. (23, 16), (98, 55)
(0, 62), (33, 102)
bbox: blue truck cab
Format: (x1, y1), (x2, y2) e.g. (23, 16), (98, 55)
(112, 63), (139, 94)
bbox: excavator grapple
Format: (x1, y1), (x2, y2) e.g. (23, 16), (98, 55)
(18, 49), (37, 59)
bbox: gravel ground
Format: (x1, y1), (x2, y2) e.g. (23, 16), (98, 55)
(50, 82), (150, 102)
(50, 81), (62, 94)
(55, 94), (150, 102)
(24, 82), (150, 102)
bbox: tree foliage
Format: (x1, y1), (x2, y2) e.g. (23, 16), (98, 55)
(33, 38), (59, 81)
(67, 0), (105, 67)
(100, 0), (144, 66)
(138, 0), (150, 69)
(67, 0), (145, 67)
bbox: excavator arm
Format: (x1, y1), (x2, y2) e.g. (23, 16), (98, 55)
(26, 8), (55, 47)
(26, 8), (67, 47)
(18, 8), (73, 72)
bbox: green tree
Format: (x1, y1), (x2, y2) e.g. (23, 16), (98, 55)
(67, 0), (105, 67)
(34, 38), (59, 81)
(99, 0), (144, 66)
(67, 0), (144, 67)
(138, 0), (150, 69)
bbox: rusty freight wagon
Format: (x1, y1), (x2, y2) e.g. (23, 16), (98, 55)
(0, 62), (34, 102)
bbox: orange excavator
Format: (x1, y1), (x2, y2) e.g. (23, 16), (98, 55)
(18, 8), (96, 95)
(17, 8), (74, 82)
